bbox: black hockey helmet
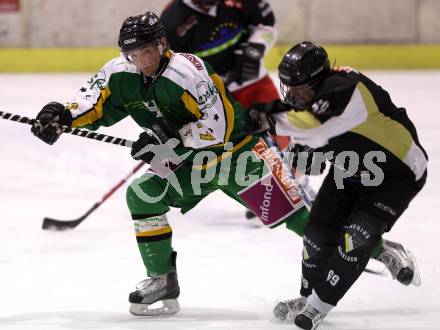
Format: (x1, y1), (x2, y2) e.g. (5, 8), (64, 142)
(118, 12), (166, 52)
(278, 41), (330, 108)
(278, 41), (330, 87)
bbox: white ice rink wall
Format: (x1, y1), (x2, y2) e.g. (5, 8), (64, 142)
(2, 0), (440, 47)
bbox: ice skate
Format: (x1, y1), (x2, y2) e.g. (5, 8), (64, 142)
(294, 303), (326, 330)
(129, 270), (180, 316)
(273, 296), (306, 321)
(375, 239), (421, 286)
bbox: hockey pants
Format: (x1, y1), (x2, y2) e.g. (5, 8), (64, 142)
(125, 137), (384, 277)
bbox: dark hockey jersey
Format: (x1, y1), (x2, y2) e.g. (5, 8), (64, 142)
(160, 0), (275, 76)
(274, 71), (428, 181)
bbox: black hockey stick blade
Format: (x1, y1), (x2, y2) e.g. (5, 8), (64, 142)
(40, 163), (145, 231)
(42, 216), (86, 231)
(364, 266), (387, 276)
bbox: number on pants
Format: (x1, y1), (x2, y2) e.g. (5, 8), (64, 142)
(326, 270), (340, 286)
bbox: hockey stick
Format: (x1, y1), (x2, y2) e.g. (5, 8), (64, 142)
(0, 110), (145, 230)
(262, 132), (391, 276)
(42, 161), (146, 230)
(0, 110), (134, 148)
(245, 133), (314, 219)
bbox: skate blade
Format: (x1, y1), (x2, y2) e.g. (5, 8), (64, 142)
(407, 250), (421, 287)
(129, 299), (180, 316)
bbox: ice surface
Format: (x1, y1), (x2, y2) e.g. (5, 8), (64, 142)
(0, 71), (439, 329)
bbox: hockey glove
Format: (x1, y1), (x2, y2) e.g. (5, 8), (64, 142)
(31, 102), (72, 145)
(231, 42), (265, 85)
(131, 121), (180, 164)
(290, 144), (327, 176)
(245, 100), (291, 134)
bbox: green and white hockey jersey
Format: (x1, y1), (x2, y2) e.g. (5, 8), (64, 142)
(65, 50), (252, 165)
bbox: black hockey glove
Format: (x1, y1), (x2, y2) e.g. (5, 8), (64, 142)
(131, 121), (180, 164)
(230, 42), (265, 85)
(245, 100), (292, 134)
(31, 102), (72, 145)
(290, 144), (328, 176)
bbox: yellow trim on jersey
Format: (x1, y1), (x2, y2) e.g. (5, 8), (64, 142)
(181, 91), (203, 119)
(210, 73), (234, 142)
(71, 86), (111, 127)
(193, 135), (253, 170)
(287, 111), (321, 129)
(165, 49), (172, 60)
(351, 83), (413, 161)
(135, 226), (172, 237)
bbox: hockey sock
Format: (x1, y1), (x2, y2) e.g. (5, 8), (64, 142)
(132, 214), (175, 277)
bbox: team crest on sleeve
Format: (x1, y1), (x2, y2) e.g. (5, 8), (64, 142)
(179, 53), (203, 70)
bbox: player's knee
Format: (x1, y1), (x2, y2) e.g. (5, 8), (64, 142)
(126, 185), (136, 210)
(303, 224), (339, 264)
(126, 176), (169, 215)
(126, 183), (146, 213)
(304, 223), (339, 246)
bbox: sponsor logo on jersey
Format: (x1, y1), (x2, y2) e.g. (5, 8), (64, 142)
(196, 80), (218, 111)
(179, 53), (203, 70)
(168, 65), (187, 78)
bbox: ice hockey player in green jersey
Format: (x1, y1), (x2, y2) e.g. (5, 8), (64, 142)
(30, 12), (421, 317)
